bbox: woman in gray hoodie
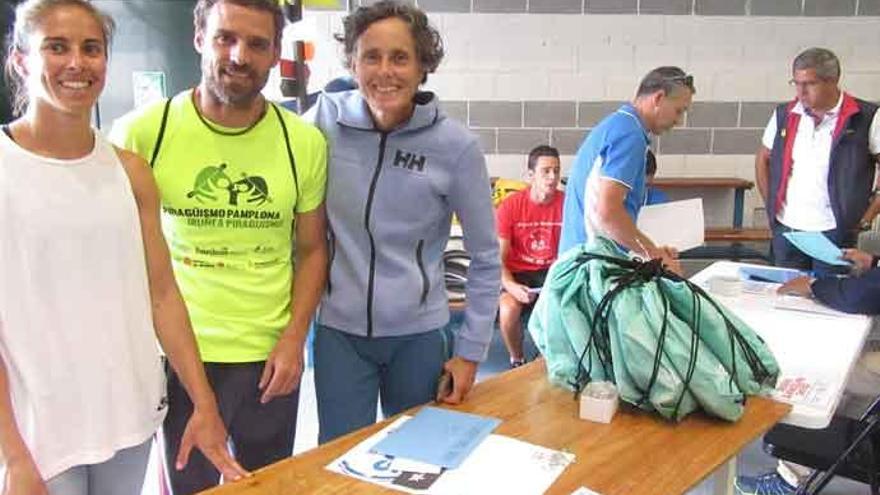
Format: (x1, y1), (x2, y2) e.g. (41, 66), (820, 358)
(307, 0), (500, 443)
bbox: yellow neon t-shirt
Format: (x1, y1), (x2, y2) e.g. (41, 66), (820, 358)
(110, 91), (327, 362)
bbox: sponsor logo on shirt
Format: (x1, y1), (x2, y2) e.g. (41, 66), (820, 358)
(392, 149), (427, 173)
(187, 163), (271, 207)
(162, 163), (286, 230)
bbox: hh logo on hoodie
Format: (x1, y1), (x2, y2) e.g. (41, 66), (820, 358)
(393, 149), (427, 173)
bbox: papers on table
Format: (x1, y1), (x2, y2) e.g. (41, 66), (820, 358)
(774, 294), (862, 318)
(772, 373), (834, 411)
(740, 279), (780, 295)
(730, 266), (863, 316)
(738, 266), (806, 284)
(371, 407), (500, 469)
(636, 198), (705, 252)
(782, 231), (851, 266)
(327, 416), (575, 495)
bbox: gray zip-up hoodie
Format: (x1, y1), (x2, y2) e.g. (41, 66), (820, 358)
(308, 90), (500, 362)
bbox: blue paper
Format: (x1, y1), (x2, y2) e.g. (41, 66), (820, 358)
(370, 406), (501, 469)
(782, 231), (851, 266)
(738, 266), (806, 284)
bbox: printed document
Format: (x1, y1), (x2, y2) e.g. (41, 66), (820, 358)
(782, 231), (851, 266)
(636, 198), (704, 252)
(370, 406), (500, 469)
(327, 416), (574, 495)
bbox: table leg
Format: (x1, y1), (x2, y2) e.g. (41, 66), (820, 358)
(711, 457), (737, 495)
(733, 189), (745, 229)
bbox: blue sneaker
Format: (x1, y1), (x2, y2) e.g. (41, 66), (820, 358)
(734, 472), (796, 495)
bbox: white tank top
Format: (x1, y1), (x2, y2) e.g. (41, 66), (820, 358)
(0, 129), (166, 479)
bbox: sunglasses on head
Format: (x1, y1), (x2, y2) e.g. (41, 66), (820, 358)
(664, 74), (694, 90)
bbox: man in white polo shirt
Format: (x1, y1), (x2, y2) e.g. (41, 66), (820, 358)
(756, 47), (880, 275)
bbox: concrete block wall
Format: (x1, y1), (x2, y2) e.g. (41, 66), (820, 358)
(291, 1), (880, 228)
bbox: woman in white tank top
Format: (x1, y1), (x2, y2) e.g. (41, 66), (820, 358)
(0, 2), (248, 494)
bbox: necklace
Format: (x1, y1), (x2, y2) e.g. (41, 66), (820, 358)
(191, 88), (266, 136)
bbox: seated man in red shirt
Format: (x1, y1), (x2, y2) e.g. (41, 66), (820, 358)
(497, 145), (565, 368)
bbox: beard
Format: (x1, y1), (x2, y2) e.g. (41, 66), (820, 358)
(202, 61), (269, 108)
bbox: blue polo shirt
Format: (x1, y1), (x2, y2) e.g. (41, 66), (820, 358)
(645, 187), (669, 205)
(559, 104), (650, 254)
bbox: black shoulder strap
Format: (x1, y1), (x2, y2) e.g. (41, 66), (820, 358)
(270, 103), (300, 213)
(149, 98), (173, 168)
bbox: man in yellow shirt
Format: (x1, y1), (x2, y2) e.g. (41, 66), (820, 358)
(111, 1), (327, 493)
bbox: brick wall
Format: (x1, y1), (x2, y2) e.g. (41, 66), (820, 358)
(439, 100), (772, 156)
(290, 1), (880, 227)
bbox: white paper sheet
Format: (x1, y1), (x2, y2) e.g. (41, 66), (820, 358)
(326, 416), (575, 495)
(636, 198), (705, 252)
(774, 294), (862, 319)
(741, 280), (780, 295)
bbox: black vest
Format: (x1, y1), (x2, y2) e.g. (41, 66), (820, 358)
(768, 95), (877, 245)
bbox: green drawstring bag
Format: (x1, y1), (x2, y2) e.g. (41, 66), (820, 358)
(529, 237), (780, 422)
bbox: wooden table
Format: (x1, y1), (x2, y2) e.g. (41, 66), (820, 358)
(201, 361), (790, 495)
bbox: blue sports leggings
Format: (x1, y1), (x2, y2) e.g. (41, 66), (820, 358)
(314, 324), (452, 444)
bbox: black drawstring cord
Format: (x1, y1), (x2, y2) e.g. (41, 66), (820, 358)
(569, 254), (669, 397)
(565, 252), (774, 418)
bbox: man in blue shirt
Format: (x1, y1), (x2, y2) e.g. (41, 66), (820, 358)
(735, 248), (880, 495)
(777, 248), (880, 313)
(559, 67), (694, 274)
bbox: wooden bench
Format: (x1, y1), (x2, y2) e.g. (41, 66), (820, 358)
(705, 227), (771, 242)
(682, 227), (771, 262)
(650, 177), (754, 189)
(647, 178), (768, 261)
(491, 176), (770, 261)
